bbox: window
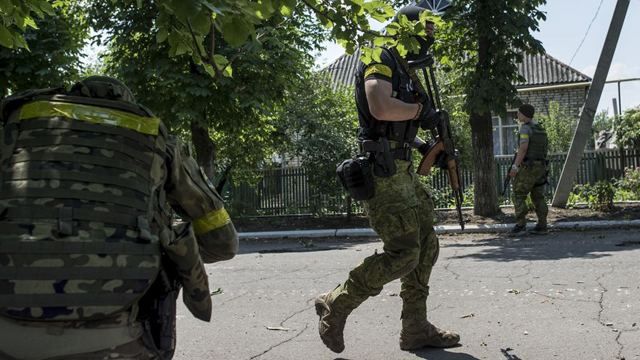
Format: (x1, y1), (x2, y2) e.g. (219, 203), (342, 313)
(492, 111), (519, 155)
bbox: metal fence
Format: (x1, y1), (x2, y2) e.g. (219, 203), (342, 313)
(225, 148), (640, 217)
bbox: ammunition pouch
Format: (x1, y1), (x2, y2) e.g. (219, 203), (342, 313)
(337, 155), (375, 201)
(138, 266), (180, 360)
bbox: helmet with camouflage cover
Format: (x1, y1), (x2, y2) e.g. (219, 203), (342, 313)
(70, 75), (137, 103)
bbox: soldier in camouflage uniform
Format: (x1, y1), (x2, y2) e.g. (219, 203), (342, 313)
(315, 5), (459, 354)
(0, 76), (238, 359)
(508, 104), (549, 235)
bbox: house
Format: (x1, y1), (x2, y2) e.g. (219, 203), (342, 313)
(323, 49), (592, 155)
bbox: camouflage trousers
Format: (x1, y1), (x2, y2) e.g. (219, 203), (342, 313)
(512, 162), (548, 226)
(328, 160), (439, 320)
(0, 313), (160, 360)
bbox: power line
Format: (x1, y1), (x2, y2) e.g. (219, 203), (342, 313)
(569, 0), (605, 65)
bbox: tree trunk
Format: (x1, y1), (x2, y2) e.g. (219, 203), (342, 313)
(190, 120), (216, 180)
(469, 112), (500, 216)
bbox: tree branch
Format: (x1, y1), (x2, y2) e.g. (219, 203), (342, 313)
(299, 0), (394, 40)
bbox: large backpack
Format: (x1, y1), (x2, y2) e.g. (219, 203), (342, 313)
(0, 81), (170, 322)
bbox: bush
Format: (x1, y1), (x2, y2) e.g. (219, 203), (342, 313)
(616, 167), (640, 198)
(570, 181), (615, 211)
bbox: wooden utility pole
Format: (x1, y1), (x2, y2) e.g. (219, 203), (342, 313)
(552, 0), (630, 207)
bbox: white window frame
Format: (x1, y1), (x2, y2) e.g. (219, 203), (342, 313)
(493, 109), (519, 155)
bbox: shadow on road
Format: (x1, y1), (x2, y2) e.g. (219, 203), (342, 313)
(238, 237), (377, 255)
(408, 347), (481, 360)
(443, 230), (640, 262)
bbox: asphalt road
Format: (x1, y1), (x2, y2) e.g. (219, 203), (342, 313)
(174, 229), (640, 360)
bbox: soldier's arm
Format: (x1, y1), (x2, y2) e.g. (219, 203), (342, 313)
(164, 137), (239, 263)
(365, 79), (421, 121)
(363, 51), (421, 121)
(514, 127), (531, 167)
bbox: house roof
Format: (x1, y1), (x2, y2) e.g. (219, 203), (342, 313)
(323, 48), (591, 90)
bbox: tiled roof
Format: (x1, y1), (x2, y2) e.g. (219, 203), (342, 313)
(323, 48), (591, 90)
(516, 52), (591, 88)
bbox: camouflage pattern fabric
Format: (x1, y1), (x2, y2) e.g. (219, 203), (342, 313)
(0, 94), (238, 359)
(0, 311), (158, 360)
(160, 222), (212, 322)
(326, 159), (439, 320)
(512, 162), (548, 226)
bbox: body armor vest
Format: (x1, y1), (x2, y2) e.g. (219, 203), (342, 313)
(356, 49), (420, 146)
(525, 122), (548, 161)
(0, 90), (169, 322)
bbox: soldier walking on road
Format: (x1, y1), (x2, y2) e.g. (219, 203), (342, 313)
(508, 103), (549, 235)
(0, 76), (238, 359)
(315, 5), (460, 354)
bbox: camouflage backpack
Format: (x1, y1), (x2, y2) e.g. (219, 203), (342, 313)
(0, 77), (171, 322)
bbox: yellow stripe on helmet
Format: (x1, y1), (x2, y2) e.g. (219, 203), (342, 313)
(192, 208), (231, 235)
(19, 101), (160, 136)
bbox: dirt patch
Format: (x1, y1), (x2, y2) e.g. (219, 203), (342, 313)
(234, 203), (640, 232)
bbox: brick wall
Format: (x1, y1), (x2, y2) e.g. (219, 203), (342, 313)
(516, 86), (589, 119)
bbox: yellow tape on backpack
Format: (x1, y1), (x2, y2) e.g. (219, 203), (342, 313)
(19, 101), (160, 135)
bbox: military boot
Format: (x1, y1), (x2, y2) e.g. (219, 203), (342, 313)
(399, 318), (460, 350)
(315, 292), (350, 353)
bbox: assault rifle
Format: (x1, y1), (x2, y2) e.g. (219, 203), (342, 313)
(390, 50), (465, 230)
(502, 153), (517, 196)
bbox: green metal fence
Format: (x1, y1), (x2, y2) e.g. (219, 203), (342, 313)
(226, 148), (640, 217)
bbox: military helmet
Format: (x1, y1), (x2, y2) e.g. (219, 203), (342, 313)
(70, 75), (136, 103)
(395, 5), (435, 67)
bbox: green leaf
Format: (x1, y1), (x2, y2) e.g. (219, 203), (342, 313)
(192, 10), (212, 34)
(220, 17), (254, 47)
(213, 54), (229, 68)
(0, 26), (14, 48)
(371, 47), (382, 63)
(223, 65), (233, 77)
(35, 0), (55, 16)
(156, 28), (168, 43)
(24, 17), (38, 30)
(203, 63), (217, 77)
(13, 33), (29, 50)
(280, 0), (296, 16)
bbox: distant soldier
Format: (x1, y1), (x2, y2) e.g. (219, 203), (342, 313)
(0, 76), (238, 359)
(508, 103), (549, 235)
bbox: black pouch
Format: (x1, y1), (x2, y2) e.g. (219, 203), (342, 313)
(337, 155), (375, 200)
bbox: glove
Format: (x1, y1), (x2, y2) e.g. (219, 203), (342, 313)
(418, 106), (441, 130)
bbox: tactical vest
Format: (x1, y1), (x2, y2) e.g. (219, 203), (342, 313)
(525, 122), (548, 161)
(0, 89), (169, 322)
(356, 48), (420, 146)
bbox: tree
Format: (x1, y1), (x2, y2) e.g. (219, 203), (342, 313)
(0, 0), (54, 49)
(538, 101), (576, 154)
(593, 110), (613, 134)
(0, 1), (88, 98)
(277, 73), (358, 214)
(9, 1), (430, 78)
(436, 0), (546, 216)
(616, 106), (640, 149)
(89, 1), (326, 178)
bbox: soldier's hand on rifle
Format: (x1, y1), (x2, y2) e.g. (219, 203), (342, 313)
(418, 105), (440, 130)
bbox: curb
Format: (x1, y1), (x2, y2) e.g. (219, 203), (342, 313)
(239, 219), (640, 239)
